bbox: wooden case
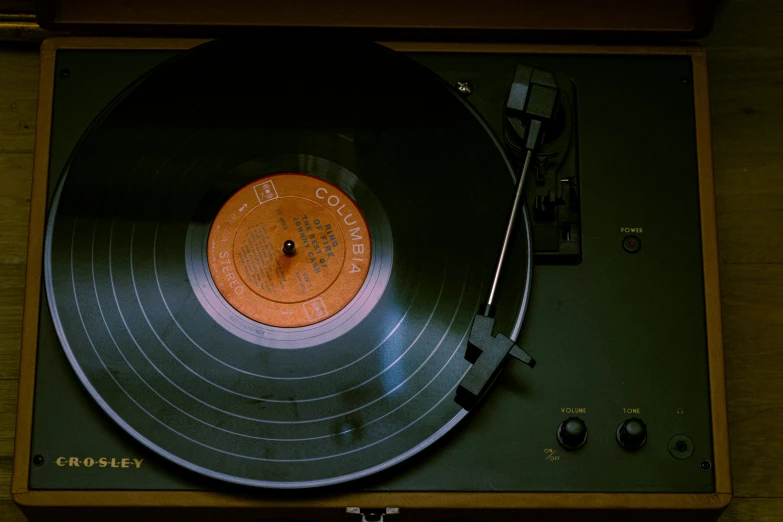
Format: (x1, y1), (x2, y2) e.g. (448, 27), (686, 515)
(11, 36), (730, 521)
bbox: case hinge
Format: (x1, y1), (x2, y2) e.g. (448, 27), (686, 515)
(345, 507), (400, 522)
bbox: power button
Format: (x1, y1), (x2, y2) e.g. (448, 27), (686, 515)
(623, 235), (641, 254)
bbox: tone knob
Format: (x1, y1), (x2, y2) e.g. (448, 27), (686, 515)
(557, 417), (588, 450)
(617, 417), (647, 451)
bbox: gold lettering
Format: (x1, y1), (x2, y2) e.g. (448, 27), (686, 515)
(560, 407), (587, 414)
(623, 408), (641, 414)
(52, 456), (144, 470)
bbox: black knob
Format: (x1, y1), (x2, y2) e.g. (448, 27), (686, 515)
(617, 417), (647, 450)
(557, 417), (588, 450)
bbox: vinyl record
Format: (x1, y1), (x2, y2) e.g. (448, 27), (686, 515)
(44, 36), (532, 487)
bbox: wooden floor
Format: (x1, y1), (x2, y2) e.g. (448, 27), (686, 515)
(1, 0), (782, 520)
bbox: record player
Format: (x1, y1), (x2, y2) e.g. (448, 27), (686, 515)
(12, 2), (730, 521)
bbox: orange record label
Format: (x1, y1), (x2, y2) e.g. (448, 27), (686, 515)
(207, 174), (371, 327)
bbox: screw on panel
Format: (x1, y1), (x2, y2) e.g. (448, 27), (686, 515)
(456, 80), (473, 96)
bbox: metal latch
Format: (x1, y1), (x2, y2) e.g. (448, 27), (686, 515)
(345, 507), (400, 522)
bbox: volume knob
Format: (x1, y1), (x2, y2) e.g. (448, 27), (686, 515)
(557, 417), (588, 450)
(617, 417), (647, 451)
